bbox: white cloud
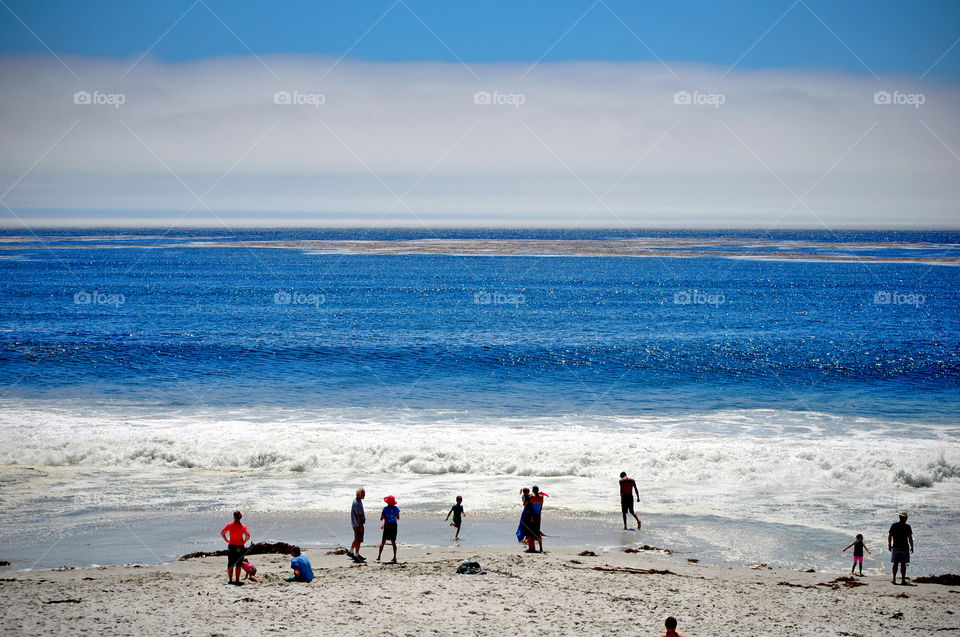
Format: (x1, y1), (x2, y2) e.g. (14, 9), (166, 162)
(0, 55), (957, 227)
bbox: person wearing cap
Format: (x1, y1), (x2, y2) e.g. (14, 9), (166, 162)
(377, 495), (400, 563)
(888, 510), (914, 585)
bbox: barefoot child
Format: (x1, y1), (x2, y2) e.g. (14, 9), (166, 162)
(240, 557), (259, 582)
(445, 495), (465, 540)
(842, 533), (870, 575)
(377, 495), (400, 563)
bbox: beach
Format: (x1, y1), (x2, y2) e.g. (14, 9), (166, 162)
(2, 545), (957, 636)
(1, 228), (958, 634)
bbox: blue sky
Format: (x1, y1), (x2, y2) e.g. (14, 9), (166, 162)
(1, 0), (958, 78)
(1, 2), (958, 227)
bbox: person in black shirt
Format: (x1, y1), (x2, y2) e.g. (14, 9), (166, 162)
(887, 510), (914, 585)
(842, 533), (871, 576)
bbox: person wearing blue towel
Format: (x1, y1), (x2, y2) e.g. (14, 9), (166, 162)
(516, 487), (536, 551)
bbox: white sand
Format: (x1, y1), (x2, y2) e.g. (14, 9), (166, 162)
(1, 546), (957, 636)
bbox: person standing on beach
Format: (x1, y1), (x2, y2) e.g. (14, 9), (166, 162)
(349, 488), (366, 562)
(619, 471), (641, 530)
(517, 487), (535, 551)
(888, 510), (914, 585)
(528, 485), (549, 553)
(377, 495), (400, 563)
(220, 510), (250, 585)
(842, 533), (870, 576)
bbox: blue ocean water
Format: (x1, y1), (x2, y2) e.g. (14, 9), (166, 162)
(0, 228), (957, 573)
(1, 228), (958, 418)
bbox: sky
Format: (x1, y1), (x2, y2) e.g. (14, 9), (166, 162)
(1, 0), (958, 227)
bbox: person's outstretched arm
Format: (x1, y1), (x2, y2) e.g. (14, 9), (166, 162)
(445, 508), (451, 521)
(842, 542), (853, 552)
(863, 542), (870, 554)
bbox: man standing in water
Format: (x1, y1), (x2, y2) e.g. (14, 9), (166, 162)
(349, 488), (366, 562)
(619, 472), (642, 530)
(888, 510), (914, 585)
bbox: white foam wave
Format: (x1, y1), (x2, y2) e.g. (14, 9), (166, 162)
(1, 403), (957, 521)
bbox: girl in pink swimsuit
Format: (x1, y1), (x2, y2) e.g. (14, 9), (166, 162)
(241, 558), (259, 582)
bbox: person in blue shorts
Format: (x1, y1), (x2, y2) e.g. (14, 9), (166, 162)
(888, 510), (914, 585)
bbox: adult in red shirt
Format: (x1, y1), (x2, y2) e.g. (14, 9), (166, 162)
(220, 510), (251, 584)
(619, 472), (641, 530)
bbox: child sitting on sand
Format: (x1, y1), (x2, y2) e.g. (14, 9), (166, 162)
(240, 557), (259, 582)
(445, 495), (465, 540)
(658, 616), (686, 637)
(842, 533), (871, 576)
(287, 546), (314, 583)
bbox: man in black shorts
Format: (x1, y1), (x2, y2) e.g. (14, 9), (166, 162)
(888, 510), (914, 585)
(619, 471), (641, 530)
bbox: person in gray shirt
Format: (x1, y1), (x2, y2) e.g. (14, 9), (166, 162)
(349, 487), (366, 562)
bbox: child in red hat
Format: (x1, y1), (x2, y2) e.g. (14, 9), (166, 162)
(377, 495), (401, 563)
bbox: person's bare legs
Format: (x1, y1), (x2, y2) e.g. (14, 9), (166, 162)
(377, 540), (385, 561)
(899, 562), (908, 584)
(891, 561), (899, 584)
(390, 540), (397, 563)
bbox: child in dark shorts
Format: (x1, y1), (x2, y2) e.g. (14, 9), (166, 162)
(377, 495), (400, 563)
(445, 495), (465, 540)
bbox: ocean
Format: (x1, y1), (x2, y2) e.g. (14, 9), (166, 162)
(0, 228), (957, 574)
